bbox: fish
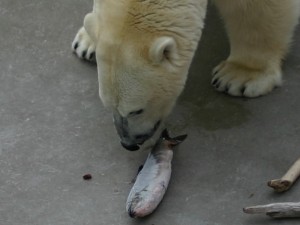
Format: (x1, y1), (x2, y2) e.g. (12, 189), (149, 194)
(126, 129), (187, 218)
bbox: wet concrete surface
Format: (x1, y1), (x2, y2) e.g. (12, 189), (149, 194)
(1, 1), (300, 225)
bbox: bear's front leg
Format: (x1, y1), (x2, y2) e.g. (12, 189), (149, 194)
(213, 0), (300, 97)
(72, 27), (96, 61)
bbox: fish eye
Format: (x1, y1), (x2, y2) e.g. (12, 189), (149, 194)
(129, 109), (144, 116)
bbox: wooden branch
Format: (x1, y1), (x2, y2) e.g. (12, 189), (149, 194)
(268, 158), (300, 192)
(243, 202), (300, 218)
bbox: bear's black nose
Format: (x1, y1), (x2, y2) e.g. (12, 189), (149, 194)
(121, 142), (140, 151)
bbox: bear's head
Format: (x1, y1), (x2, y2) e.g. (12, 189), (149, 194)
(84, 1), (206, 150)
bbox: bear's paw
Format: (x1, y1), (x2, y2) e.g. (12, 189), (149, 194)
(211, 61), (282, 98)
(72, 27), (96, 62)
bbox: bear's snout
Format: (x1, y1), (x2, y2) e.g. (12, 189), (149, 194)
(121, 142), (140, 151)
(113, 112), (161, 151)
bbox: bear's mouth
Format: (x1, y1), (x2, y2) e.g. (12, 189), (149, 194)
(120, 120), (161, 151)
(121, 142), (140, 151)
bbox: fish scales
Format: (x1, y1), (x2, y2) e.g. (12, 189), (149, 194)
(126, 130), (187, 218)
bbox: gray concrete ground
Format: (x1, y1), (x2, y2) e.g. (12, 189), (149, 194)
(1, 1), (300, 225)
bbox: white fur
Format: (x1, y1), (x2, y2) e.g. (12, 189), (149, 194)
(71, 0), (300, 144)
(73, 0), (207, 140)
(212, 0), (300, 97)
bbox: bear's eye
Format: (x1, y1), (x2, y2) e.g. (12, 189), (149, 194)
(129, 109), (144, 117)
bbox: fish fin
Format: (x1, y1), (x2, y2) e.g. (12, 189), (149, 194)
(137, 165), (144, 174)
(169, 134), (187, 146)
(131, 165), (144, 183)
(161, 129), (187, 146)
(173, 134), (188, 143)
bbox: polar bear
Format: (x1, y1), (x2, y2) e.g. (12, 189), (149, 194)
(72, 0), (300, 150)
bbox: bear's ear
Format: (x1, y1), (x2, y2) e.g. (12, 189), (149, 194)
(149, 37), (177, 65)
(84, 13), (99, 42)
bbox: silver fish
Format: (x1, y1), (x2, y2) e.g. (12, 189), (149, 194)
(126, 129), (187, 218)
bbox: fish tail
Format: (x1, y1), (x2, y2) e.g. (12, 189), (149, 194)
(161, 129), (187, 146)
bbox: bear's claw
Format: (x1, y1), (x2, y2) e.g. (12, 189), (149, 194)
(211, 60), (282, 98)
(72, 27), (96, 62)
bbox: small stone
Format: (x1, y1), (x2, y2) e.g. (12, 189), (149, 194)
(83, 174), (92, 180)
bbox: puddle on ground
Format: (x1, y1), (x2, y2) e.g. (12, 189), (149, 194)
(182, 95), (250, 131)
(167, 83), (251, 132)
